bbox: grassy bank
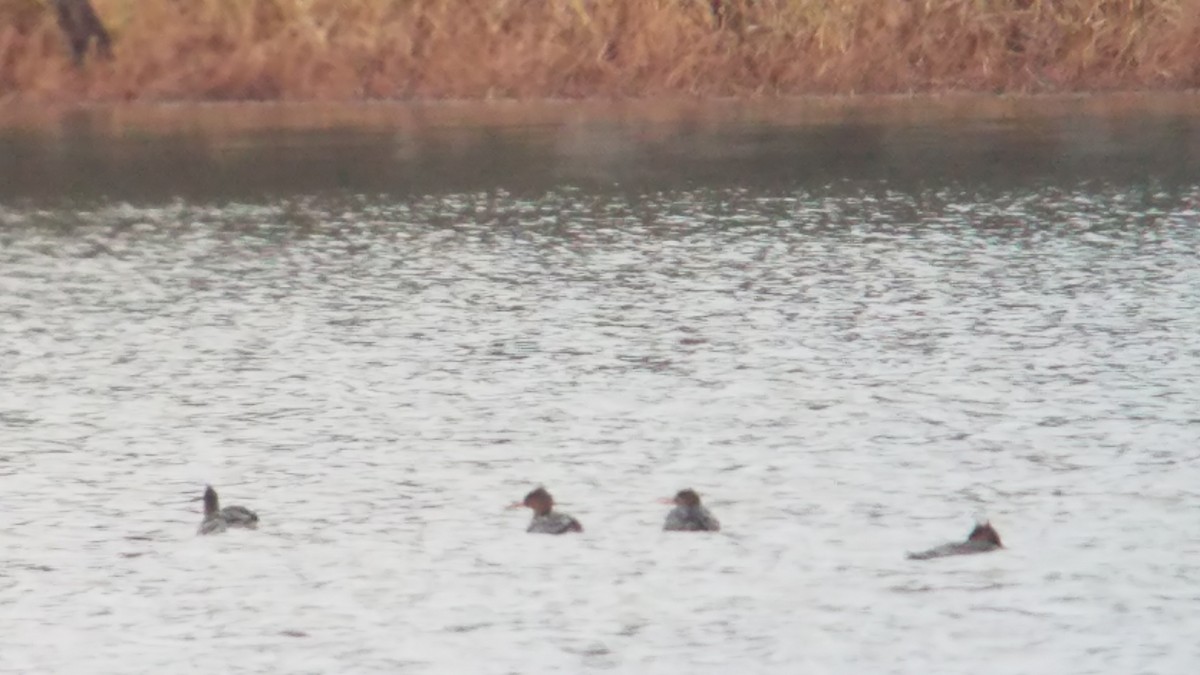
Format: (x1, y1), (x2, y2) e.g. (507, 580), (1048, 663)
(2, 0), (1198, 101)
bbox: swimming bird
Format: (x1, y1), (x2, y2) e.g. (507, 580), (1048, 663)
(197, 485), (259, 535)
(509, 487), (582, 534)
(907, 521), (1002, 560)
(661, 488), (721, 532)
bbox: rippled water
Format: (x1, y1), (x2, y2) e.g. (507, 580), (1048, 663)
(2, 102), (1200, 674)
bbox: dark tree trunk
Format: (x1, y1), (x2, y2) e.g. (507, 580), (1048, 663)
(52, 0), (112, 66)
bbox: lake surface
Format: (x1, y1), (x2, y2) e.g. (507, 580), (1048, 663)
(1, 97), (1199, 674)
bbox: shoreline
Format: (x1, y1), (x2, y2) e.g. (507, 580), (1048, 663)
(3, 91), (1200, 133)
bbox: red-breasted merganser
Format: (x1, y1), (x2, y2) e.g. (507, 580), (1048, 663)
(509, 487), (582, 534)
(198, 485), (259, 535)
(661, 488), (721, 532)
(907, 521), (1002, 560)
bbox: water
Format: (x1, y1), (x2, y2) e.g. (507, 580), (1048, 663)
(2, 99), (1199, 674)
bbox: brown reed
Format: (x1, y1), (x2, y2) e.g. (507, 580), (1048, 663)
(1, 0), (1197, 102)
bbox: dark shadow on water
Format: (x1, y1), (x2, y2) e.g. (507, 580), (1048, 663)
(0, 97), (1198, 205)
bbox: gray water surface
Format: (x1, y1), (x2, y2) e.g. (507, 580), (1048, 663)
(2, 99), (1199, 674)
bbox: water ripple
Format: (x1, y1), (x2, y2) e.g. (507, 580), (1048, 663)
(2, 184), (1198, 674)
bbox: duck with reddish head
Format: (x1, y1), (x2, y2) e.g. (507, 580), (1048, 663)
(661, 488), (721, 532)
(198, 485), (260, 535)
(908, 520), (1002, 560)
(509, 487), (582, 534)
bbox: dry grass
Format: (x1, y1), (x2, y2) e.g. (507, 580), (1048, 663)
(1, 0), (1198, 101)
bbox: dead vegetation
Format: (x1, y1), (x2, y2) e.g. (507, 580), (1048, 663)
(1, 0), (1198, 101)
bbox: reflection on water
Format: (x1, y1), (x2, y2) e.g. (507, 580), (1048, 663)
(1, 96), (1200, 202)
(1, 100), (1200, 674)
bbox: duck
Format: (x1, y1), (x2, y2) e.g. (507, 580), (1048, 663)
(197, 485), (259, 535)
(661, 488), (721, 532)
(907, 520), (1002, 560)
(509, 487), (582, 534)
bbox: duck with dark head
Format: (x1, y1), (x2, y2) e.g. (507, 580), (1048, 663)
(509, 487), (582, 534)
(907, 520), (1002, 560)
(198, 485), (260, 535)
(661, 488), (721, 532)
